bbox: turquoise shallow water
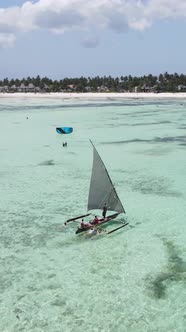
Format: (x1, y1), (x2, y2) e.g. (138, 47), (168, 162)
(0, 96), (186, 332)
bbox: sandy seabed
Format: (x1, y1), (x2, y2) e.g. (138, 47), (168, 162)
(0, 95), (186, 332)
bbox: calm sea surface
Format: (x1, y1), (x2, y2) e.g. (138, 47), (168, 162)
(0, 96), (186, 332)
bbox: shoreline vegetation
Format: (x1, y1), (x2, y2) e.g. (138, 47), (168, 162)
(0, 73), (186, 95)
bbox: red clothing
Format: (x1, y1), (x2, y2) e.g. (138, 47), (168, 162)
(93, 217), (99, 224)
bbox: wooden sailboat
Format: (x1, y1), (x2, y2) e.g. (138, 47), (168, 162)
(66, 140), (127, 234)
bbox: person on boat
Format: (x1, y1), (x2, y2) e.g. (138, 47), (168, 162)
(88, 227), (97, 235)
(102, 203), (108, 218)
(80, 219), (86, 228)
(93, 215), (99, 224)
(84, 227), (96, 238)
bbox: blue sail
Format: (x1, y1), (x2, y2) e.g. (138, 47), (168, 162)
(56, 127), (73, 134)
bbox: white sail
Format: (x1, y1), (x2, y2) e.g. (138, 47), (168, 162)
(87, 141), (125, 214)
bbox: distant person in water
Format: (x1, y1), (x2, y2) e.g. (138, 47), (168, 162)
(62, 142), (67, 147)
(102, 203), (107, 218)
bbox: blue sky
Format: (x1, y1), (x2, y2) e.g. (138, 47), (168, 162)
(0, 0), (186, 79)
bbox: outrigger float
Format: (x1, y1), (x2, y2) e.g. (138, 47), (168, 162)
(65, 140), (128, 235)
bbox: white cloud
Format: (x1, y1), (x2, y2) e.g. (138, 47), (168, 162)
(0, 0), (186, 47)
(0, 33), (16, 48)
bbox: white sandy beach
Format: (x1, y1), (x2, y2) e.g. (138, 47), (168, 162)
(1, 92), (186, 99)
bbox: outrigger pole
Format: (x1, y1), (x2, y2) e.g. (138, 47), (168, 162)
(107, 222), (129, 235)
(65, 213), (91, 224)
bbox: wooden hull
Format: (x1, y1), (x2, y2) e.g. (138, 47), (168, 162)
(75, 213), (119, 234)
